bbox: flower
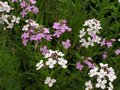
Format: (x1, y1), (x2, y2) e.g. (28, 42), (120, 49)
(97, 69), (107, 78)
(20, 1), (27, 8)
(89, 67), (98, 77)
(87, 63), (117, 90)
(85, 80), (93, 90)
(106, 41), (112, 48)
(58, 58), (68, 68)
(102, 51), (107, 59)
(96, 78), (107, 89)
(115, 49), (120, 55)
(22, 24), (29, 31)
(79, 28), (86, 38)
(52, 20), (72, 38)
(0, 1), (12, 13)
(29, 0), (36, 4)
(76, 62), (83, 70)
(44, 77), (56, 87)
(11, 16), (20, 24)
(107, 82), (114, 90)
(36, 60), (44, 70)
(40, 46), (49, 55)
(20, 0), (38, 17)
(79, 19), (102, 48)
(46, 58), (57, 69)
(20, 10), (27, 17)
(11, 0), (18, 2)
(52, 22), (60, 29)
(7, 23), (14, 29)
(84, 59), (94, 69)
(44, 50), (68, 69)
(62, 39), (71, 49)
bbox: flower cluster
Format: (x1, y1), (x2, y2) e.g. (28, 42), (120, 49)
(101, 38), (116, 48)
(0, 1), (20, 30)
(36, 50), (68, 87)
(85, 63), (117, 90)
(52, 20), (72, 38)
(20, 0), (38, 17)
(79, 19), (102, 48)
(21, 19), (52, 46)
(44, 50), (68, 69)
(76, 57), (95, 71)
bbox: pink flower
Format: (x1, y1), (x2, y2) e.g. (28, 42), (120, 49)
(12, 0), (18, 2)
(31, 6), (39, 13)
(102, 51), (107, 59)
(43, 28), (50, 34)
(84, 60), (94, 69)
(22, 39), (28, 46)
(100, 39), (106, 46)
(40, 46), (49, 55)
(106, 41), (112, 48)
(52, 20), (72, 38)
(21, 10), (27, 17)
(20, 1), (27, 8)
(30, 0), (36, 4)
(44, 35), (52, 41)
(76, 62), (83, 70)
(62, 39), (71, 49)
(52, 22), (60, 30)
(21, 32), (29, 39)
(35, 33), (44, 41)
(53, 31), (62, 38)
(115, 49), (120, 55)
(26, 5), (32, 12)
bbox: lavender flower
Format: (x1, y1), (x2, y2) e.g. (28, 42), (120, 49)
(76, 62), (83, 70)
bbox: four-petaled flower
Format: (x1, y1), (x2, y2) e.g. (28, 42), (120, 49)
(44, 77), (56, 87)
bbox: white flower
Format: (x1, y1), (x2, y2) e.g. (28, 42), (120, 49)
(44, 77), (56, 87)
(80, 38), (89, 48)
(44, 50), (54, 58)
(93, 35), (101, 44)
(46, 58), (57, 69)
(87, 37), (94, 46)
(7, 23), (14, 29)
(97, 69), (107, 78)
(96, 78), (107, 89)
(100, 63), (108, 68)
(87, 28), (97, 36)
(107, 73), (117, 82)
(58, 58), (68, 68)
(29, 21), (39, 28)
(85, 80), (93, 90)
(87, 63), (117, 90)
(22, 24), (29, 31)
(79, 19), (102, 48)
(118, 38), (120, 42)
(57, 51), (64, 57)
(11, 16), (20, 24)
(89, 67), (98, 77)
(108, 82), (114, 90)
(0, 14), (10, 24)
(36, 60), (44, 70)
(0, 1), (12, 13)
(79, 28), (86, 38)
